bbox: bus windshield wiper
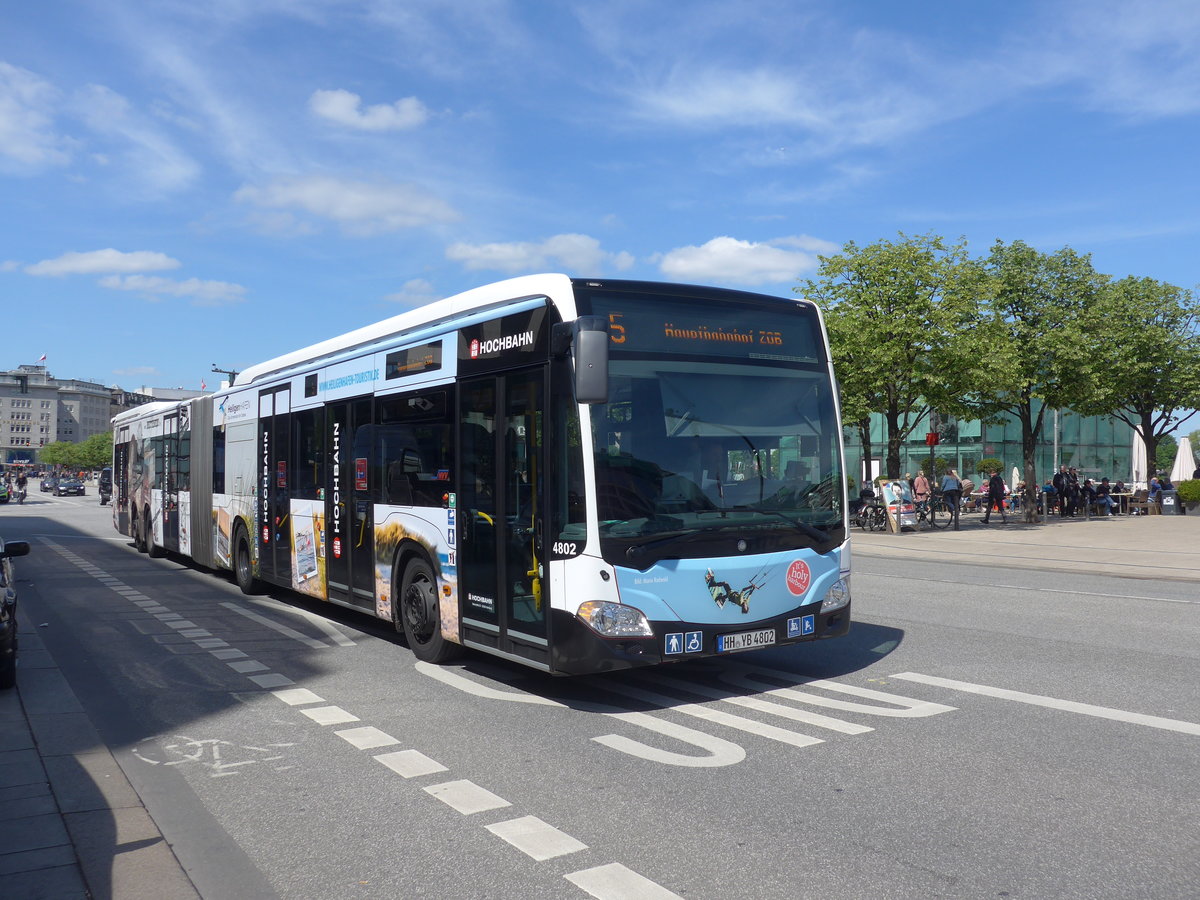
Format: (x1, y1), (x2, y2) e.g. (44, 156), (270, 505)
(732, 507), (831, 545)
(625, 524), (735, 567)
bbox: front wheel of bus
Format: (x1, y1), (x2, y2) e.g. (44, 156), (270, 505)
(398, 556), (461, 664)
(234, 530), (257, 595)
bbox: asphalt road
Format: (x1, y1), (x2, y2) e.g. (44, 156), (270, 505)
(5, 489), (1198, 899)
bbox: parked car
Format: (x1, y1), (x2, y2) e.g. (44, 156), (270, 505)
(54, 477), (85, 497)
(1, 537), (32, 689)
(40, 476), (56, 492)
(0, 483), (9, 504)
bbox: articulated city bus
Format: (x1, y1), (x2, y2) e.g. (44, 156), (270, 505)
(112, 275), (850, 674)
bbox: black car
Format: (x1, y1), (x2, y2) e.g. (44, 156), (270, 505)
(55, 477), (85, 496)
(40, 476), (56, 492)
(1, 538), (32, 689)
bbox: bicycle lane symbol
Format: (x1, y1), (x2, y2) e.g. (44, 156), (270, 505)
(132, 735), (299, 777)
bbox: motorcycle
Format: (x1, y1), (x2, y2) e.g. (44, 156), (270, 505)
(99, 487), (112, 505)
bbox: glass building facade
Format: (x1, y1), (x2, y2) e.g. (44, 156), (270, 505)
(844, 403), (1134, 487)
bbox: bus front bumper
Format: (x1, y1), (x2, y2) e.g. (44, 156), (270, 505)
(549, 601), (850, 676)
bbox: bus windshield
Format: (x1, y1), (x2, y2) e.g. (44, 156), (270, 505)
(578, 286), (845, 565)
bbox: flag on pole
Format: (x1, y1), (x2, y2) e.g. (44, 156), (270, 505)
(201, 380), (207, 391)
(38, 353), (47, 362)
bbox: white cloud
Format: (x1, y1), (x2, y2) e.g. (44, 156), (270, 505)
(310, 89), (429, 131)
(235, 175), (459, 234)
(446, 233), (632, 274)
(384, 278), (440, 305)
(98, 274), (247, 305)
(1, 260), (19, 272)
(72, 84), (201, 193)
(656, 236), (833, 285)
(0, 62), (70, 169)
(25, 249), (181, 277)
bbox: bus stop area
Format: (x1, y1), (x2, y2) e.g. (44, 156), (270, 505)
(852, 511), (1200, 583)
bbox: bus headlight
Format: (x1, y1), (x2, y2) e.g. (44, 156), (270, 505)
(577, 601), (654, 637)
(820, 577), (850, 612)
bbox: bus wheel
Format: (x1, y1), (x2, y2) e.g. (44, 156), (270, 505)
(145, 510), (164, 558)
(234, 529), (257, 595)
(398, 556), (461, 664)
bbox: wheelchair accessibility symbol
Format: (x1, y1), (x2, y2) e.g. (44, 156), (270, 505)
(685, 631), (702, 652)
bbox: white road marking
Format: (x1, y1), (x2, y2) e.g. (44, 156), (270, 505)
(565, 862), (682, 900)
(242, 596), (357, 647)
(273, 688), (325, 706)
(486, 815), (587, 861)
(180, 629), (211, 638)
(220, 602), (331, 649)
(597, 681), (823, 750)
(892, 672), (1200, 735)
(227, 659), (269, 674)
(247, 673), (294, 689)
(210, 648), (247, 660)
(592, 712), (746, 767)
(418, 663), (746, 766)
(649, 673), (874, 735)
(299, 705), (360, 725)
(375, 749), (448, 778)
(196, 639), (229, 649)
(167, 620), (199, 629)
(424, 779), (511, 815)
(334, 726), (400, 750)
(722, 664), (957, 718)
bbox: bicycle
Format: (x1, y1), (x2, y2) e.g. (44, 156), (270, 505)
(915, 492), (954, 529)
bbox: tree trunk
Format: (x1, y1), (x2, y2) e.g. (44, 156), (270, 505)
(1140, 412), (1158, 479)
(885, 408), (902, 478)
(1020, 401), (1042, 523)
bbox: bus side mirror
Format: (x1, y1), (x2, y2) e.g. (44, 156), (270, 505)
(572, 316), (609, 404)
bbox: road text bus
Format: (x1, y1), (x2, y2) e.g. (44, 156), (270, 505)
(113, 275), (850, 674)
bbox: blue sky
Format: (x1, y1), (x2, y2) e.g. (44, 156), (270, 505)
(1, 0), (1198, 432)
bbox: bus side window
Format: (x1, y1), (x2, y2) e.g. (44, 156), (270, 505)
(378, 391), (454, 507)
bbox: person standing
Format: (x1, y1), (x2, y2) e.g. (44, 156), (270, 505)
(913, 469), (931, 506)
(941, 468), (962, 530)
(982, 470), (1007, 524)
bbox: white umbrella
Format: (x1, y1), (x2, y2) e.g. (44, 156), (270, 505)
(1169, 436), (1195, 484)
(1010, 466), (1020, 489)
(1131, 431), (1148, 488)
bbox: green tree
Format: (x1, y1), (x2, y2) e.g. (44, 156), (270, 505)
(1076, 277), (1200, 473)
(801, 233), (985, 479)
(77, 432), (114, 469)
(975, 241), (1108, 521)
(39, 441), (74, 467)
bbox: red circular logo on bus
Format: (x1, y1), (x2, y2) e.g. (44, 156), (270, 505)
(470, 338), (480, 359)
(786, 560), (811, 596)
(333, 537), (342, 559)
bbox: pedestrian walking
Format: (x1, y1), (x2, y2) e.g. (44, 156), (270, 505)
(941, 468), (962, 530)
(982, 470), (1007, 524)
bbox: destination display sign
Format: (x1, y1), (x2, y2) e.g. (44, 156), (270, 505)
(582, 292), (822, 364)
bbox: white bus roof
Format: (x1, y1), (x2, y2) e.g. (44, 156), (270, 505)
(233, 273), (574, 387)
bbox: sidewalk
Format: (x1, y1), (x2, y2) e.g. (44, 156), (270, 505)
(0, 605), (198, 900)
(852, 509), (1200, 582)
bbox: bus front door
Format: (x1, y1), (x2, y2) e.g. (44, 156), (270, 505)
(326, 398), (375, 610)
(459, 370), (548, 667)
